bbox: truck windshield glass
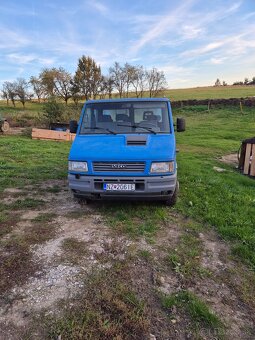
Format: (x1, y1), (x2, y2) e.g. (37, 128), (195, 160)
(80, 101), (170, 134)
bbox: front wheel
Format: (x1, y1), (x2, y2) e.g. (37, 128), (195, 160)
(165, 181), (179, 207)
(74, 194), (91, 205)
(1, 121), (10, 133)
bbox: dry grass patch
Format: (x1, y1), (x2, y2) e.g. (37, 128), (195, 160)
(61, 238), (89, 265)
(33, 263), (150, 340)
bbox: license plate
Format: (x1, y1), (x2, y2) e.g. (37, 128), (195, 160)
(103, 183), (135, 191)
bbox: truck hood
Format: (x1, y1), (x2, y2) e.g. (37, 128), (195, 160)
(69, 134), (176, 161)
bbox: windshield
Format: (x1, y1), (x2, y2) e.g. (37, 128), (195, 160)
(80, 101), (170, 134)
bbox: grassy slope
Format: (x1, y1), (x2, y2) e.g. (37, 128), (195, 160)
(163, 85), (255, 101)
(0, 85), (255, 116)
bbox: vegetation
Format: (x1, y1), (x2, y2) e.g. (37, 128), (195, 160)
(1, 105), (255, 269)
(174, 106), (255, 268)
(233, 76), (255, 86)
(42, 97), (65, 124)
(0, 135), (69, 190)
(1, 105), (255, 338)
(161, 290), (224, 335)
(163, 85), (255, 101)
(1, 57), (167, 107)
(42, 264), (149, 339)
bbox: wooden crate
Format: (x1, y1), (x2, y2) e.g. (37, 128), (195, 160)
(32, 128), (76, 142)
(243, 143), (255, 176)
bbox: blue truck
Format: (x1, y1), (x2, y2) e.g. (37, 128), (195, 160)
(68, 98), (185, 205)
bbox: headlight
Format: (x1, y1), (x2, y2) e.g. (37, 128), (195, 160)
(68, 161), (88, 172)
(150, 161), (174, 173)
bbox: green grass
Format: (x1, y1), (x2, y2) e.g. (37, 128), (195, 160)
(163, 85), (255, 101)
(102, 202), (168, 238)
(0, 135), (70, 191)
(174, 106), (255, 268)
(1, 105), (255, 269)
(32, 212), (57, 222)
(1, 85), (254, 117)
(167, 231), (204, 279)
(161, 290), (224, 336)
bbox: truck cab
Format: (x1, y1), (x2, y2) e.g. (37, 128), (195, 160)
(68, 98), (185, 205)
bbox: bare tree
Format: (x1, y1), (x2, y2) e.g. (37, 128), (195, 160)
(15, 78), (30, 108)
(146, 68), (167, 97)
(130, 65), (146, 98)
(98, 75), (114, 99)
(3, 81), (16, 107)
(53, 67), (72, 105)
(109, 62), (126, 98)
(30, 76), (44, 102)
(123, 63), (135, 97)
(1, 83), (9, 105)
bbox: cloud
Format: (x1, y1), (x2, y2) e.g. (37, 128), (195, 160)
(181, 25), (203, 39)
(0, 3), (37, 17)
(181, 24), (255, 59)
(209, 57), (227, 65)
(130, 0), (197, 53)
(242, 11), (255, 20)
(0, 27), (30, 49)
(182, 40), (226, 57)
(86, 0), (109, 15)
(6, 53), (55, 66)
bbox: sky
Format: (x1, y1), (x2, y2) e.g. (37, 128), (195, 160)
(0, 0), (255, 89)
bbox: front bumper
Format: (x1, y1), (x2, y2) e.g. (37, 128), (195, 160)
(68, 173), (177, 200)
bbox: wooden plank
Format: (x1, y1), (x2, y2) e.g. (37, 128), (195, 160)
(69, 133), (76, 141)
(250, 144), (255, 176)
(243, 143), (252, 175)
(31, 128), (76, 141)
(32, 128), (76, 142)
(32, 128), (66, 140)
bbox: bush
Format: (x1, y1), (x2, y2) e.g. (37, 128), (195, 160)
(42, 97), (65, 125)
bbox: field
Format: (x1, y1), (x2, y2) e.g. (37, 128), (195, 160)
(164, 85), (255, 101)
(1, 105), (255, 338)
(0, 85), (255, 119)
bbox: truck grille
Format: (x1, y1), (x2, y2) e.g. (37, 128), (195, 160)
(93, 161), (145, 172)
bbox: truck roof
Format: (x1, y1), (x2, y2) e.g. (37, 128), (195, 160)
(86, 98), (170, 104)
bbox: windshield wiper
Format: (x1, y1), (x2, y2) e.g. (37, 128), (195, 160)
(117, 123), (157, 134)
(82, 126), (116, 135)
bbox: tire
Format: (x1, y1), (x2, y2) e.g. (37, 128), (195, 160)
(1, 121), (10, 133)
(74, 194), (91, 205)
(165, 181), (179, 207)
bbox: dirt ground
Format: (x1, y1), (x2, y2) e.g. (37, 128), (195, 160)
(0, 180), (255, 339)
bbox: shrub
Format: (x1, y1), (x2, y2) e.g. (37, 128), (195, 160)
(42, 97), (65, 125)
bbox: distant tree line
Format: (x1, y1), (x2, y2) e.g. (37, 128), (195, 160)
(214, 76), (255, 87)
(232, 76), (255, 86)
(1, 56), (167, 107)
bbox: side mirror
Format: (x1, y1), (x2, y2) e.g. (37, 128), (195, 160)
(176, 118), (186, 132)
(69, 120), (78, 133)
